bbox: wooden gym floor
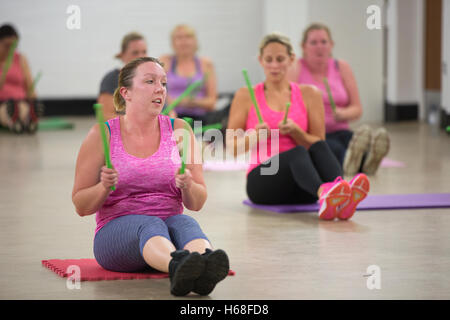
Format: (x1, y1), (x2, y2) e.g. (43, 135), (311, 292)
(0, 117), (449, 299)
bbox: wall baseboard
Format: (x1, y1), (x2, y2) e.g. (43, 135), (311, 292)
(40, 93), (235, 117)
(41, 98), (97, 116)
(384, 102), (418, 122)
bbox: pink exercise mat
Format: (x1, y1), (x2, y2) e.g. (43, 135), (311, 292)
(42, 258), (235, 281)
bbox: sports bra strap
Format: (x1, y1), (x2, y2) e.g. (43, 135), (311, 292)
(105, 121), (111, 134)
(105, 118), (174, 135)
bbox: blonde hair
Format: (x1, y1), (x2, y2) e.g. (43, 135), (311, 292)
(301, 23), (333, 46)
(259, 32), (294, 56)
(113, 57), (164, 113)
(170, 24), (199, 52)
(115, 32), (145, 59)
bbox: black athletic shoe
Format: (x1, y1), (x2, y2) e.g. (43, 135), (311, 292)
(169, 250), (205, 296)
(193, 249), (230, 296)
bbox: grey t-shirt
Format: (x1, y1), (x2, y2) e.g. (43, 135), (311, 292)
(99, 68), (120, 95)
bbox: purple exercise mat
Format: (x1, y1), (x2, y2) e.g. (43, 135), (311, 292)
(243, 193), (450, 213)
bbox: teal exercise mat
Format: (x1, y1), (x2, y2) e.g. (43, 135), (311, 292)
(0, 118), (74, 133)
(38, 118), (74, 130)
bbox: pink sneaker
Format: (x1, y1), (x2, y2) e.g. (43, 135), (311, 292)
(318, 177), (351, 220)
(337, 173), (370, 220)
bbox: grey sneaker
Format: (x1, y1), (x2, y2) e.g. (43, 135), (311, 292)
(362, 127), (390, 175)
(343, 125), (371, 176)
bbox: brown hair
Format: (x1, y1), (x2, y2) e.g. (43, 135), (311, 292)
(0, 24), (19, 40)
(301, 23), (333, 46)
(113, 57), (164, 113)
(259, 32), (294, 56)
(115, 32), (145, 59)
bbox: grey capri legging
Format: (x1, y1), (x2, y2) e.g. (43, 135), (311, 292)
(93, 214), (209, 272)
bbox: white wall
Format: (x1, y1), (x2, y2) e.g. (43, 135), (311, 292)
(396, 0), (421, 103)
(261, 0), (309, 89)
(386, 0), (398, 105)
(263, 0), (308, 58)
(386, 0), (425, 119)
(443, 0), (450, 114)
(307, 0), (384, 123)
(416, 0), (425, 121)
(263, 0), (384, 123)
(2, 0), (384, 123)
(1, 0), (263, 98)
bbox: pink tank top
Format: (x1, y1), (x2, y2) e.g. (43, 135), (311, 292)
(95, 115), (183, 234)
(297, 58), (350, 133)
(0, 52), (27, 100)
(245, 82), (308, 174)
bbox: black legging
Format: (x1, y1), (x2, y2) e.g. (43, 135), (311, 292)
(326, 130), (367, 171)
(246, 140), (343, 205)
(325, 130), (353, 165)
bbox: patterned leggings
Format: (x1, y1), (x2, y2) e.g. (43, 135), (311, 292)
(93, 214), (209, 272)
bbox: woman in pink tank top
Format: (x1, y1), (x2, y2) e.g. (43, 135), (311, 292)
(289, 23), (389, 176)
(0, 24), (41, 134)
(227, 33), (370, 221)
(72, 57), (229, 296)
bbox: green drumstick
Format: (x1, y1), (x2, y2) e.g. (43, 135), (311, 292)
(201, 122), (222, 132)
(183, 116), (203, 136)
(242, 69), (264, 123)
(183, 117), (193, 127)
(28, 70), (42, 97)
(179, 122), (190, 174)
(93, 104), (115, 191)
(162, 79), (203, 115)
(188, 72), (209, 99)
(283, 102), (291, 124)
(0, 39), (18, 89)
(323, 77), (337, 114)
(182, 117), (222, 135)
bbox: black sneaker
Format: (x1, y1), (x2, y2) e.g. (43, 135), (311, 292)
(169, 250), (205, 296)
(193, 249), (229, 296)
